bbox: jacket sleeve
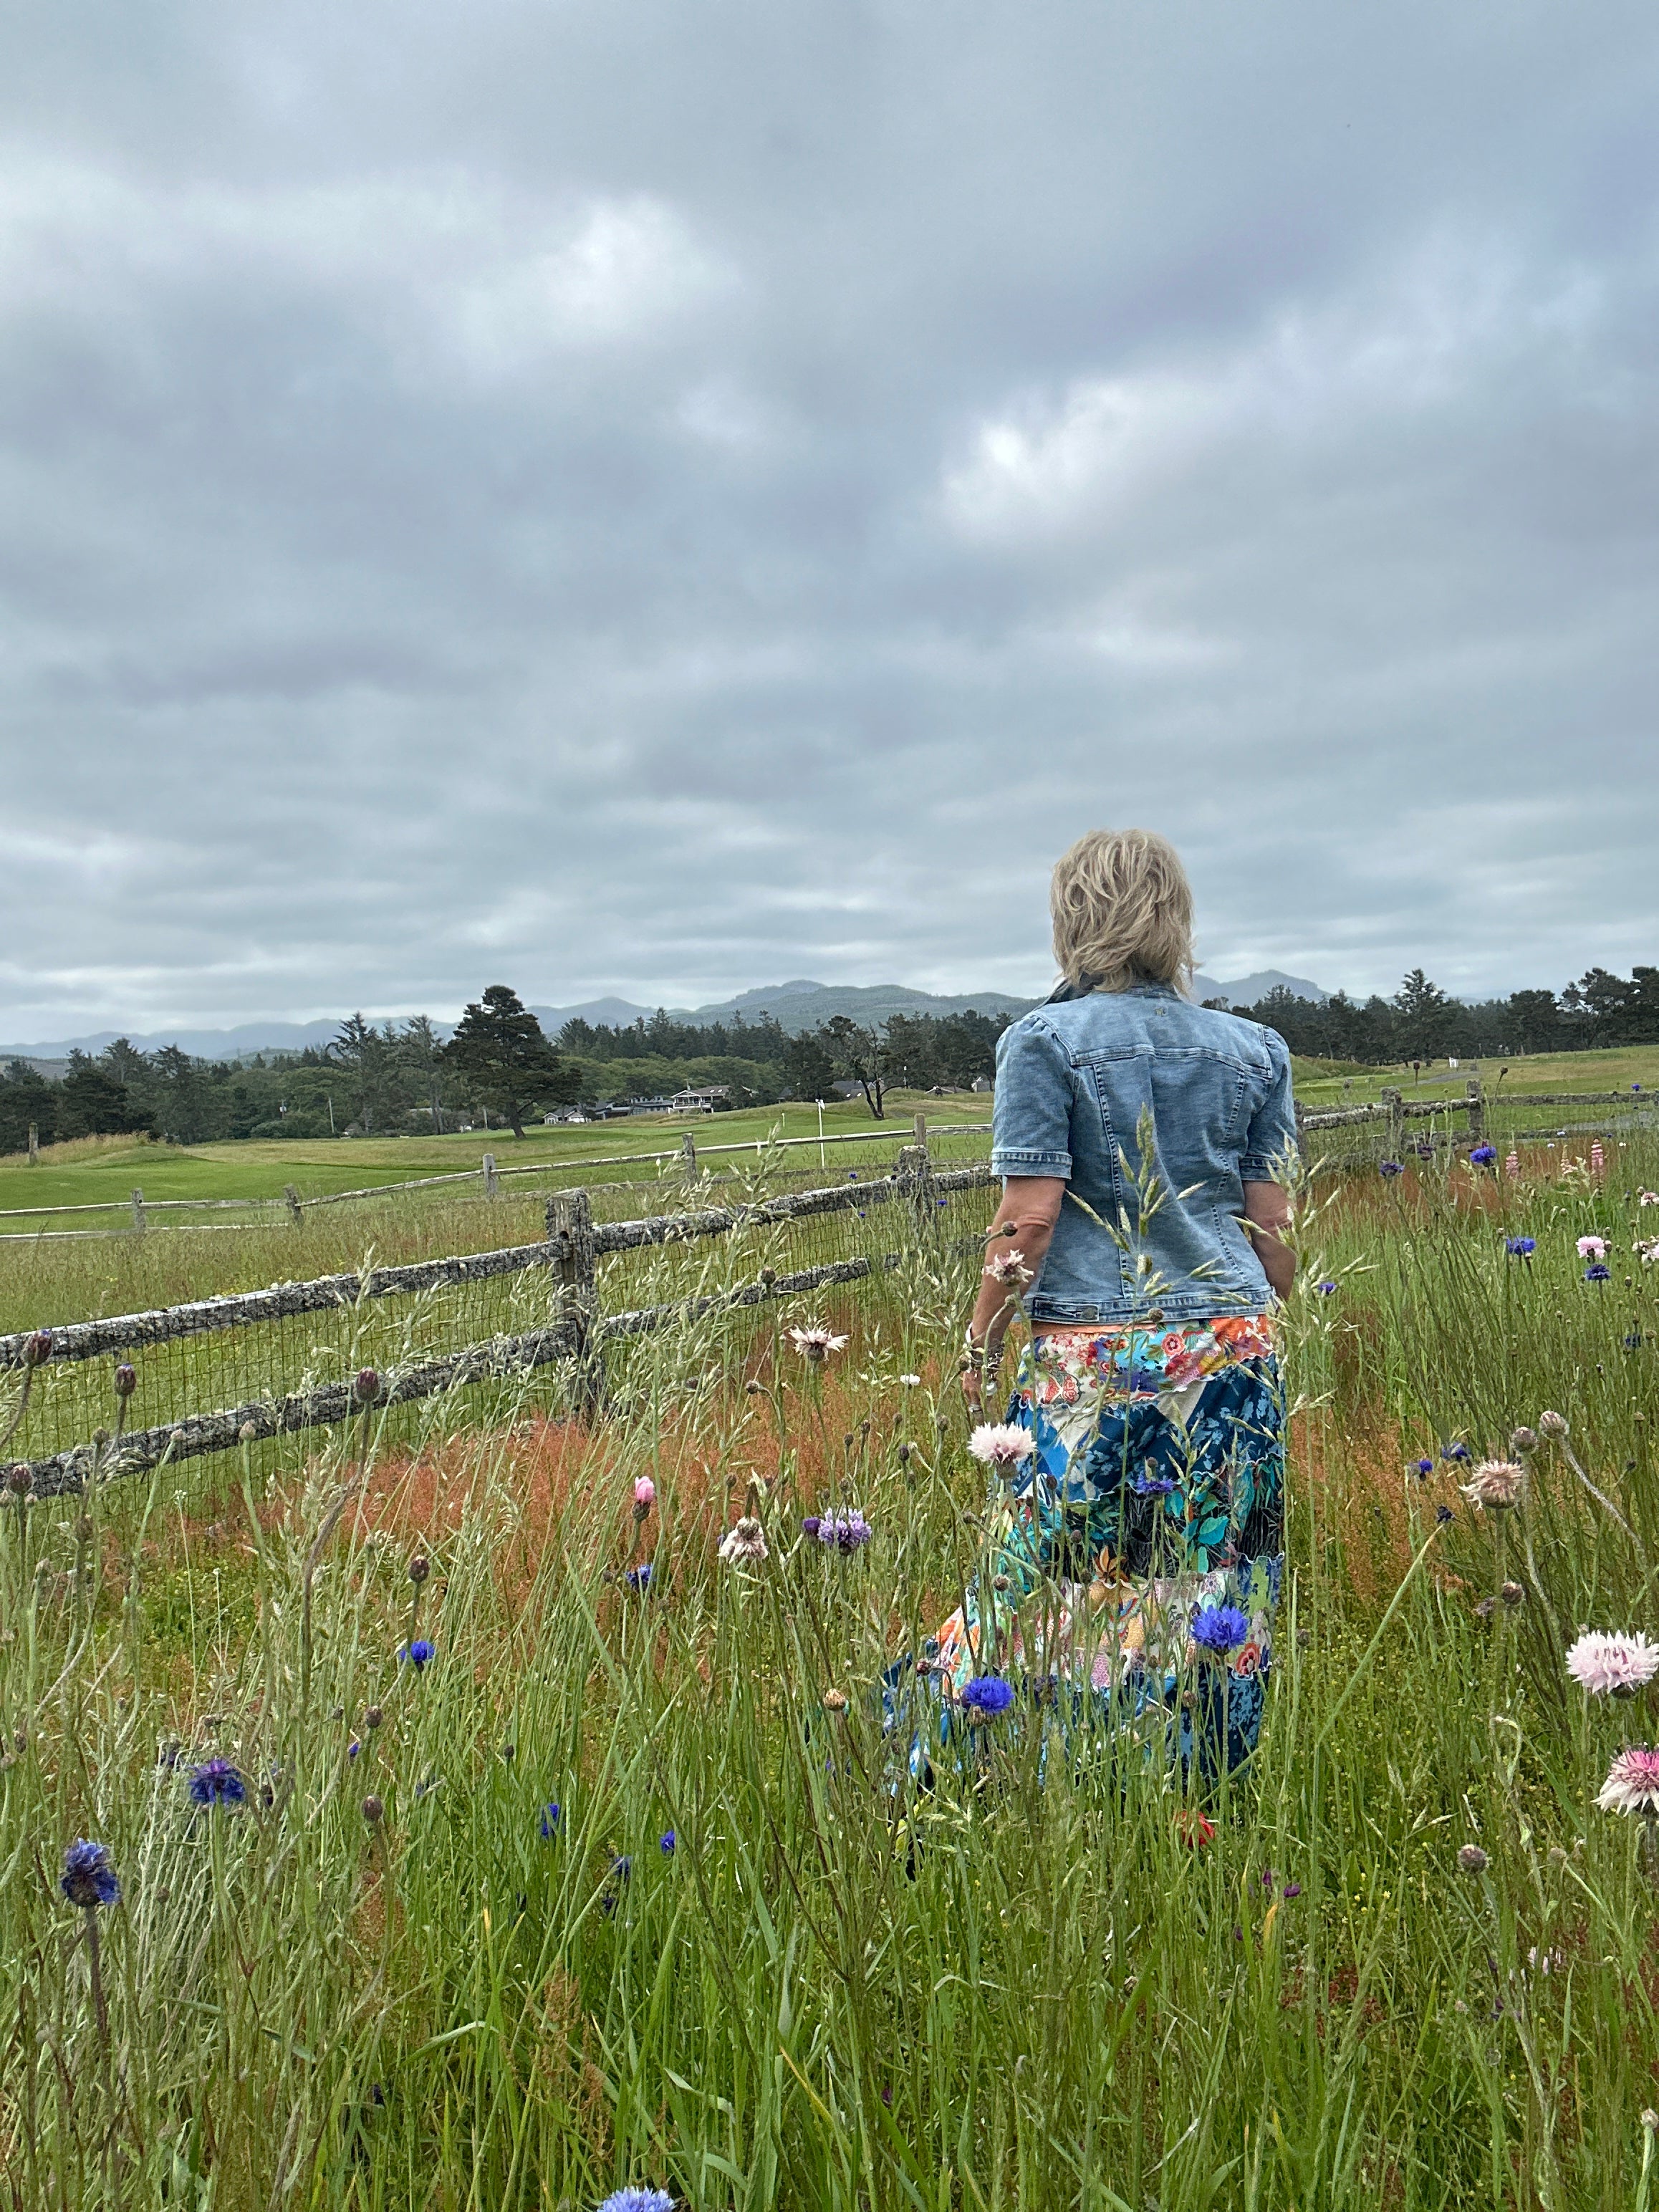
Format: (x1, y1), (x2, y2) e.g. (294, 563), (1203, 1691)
(990, 1019), (1074, 1178)
(1239, 1029), (1298, 1182)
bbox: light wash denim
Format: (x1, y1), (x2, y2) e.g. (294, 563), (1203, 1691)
(990, 984), (1297, 1324)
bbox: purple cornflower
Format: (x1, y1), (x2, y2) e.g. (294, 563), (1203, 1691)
(815, 1511), (873, 1553)
(1415, 1458), (1434, 1477)
(962, 1675), (1015, 1716)
(1506, 1236), (1537, 1259)
(400, 1638), (434, 1670)
(1380, 1160), (1404, 1179)
(1585, 1264), (1612, 1284)
(540, 1802), (561, 1840)
(660, 1829), (676, 1855)
(800, 1516), (822, 1537)
(1436, 1504), (1455, 1524)
(1282, 1883), (1302, 1899)
(1317, 1281), (1337, 1296)
(622, 1563), (653, 1592)
(1441, 1443), (1470, 1462)
(188, 1757), (246, 1807)
(596, 2190), (675, 2212)
(1471, 1144), (1497, 1167)
(1132, 1470), (1178, 1496)
(612, 1854), (633, 1883)
(1191, 1605), (1249, 1654)
(60, 1840), (120, 1910)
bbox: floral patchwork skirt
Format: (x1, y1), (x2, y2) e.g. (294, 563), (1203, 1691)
(890, 1316), (1286, 1781)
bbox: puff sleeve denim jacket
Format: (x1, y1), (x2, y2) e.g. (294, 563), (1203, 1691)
(990, 984), (1297, 1325)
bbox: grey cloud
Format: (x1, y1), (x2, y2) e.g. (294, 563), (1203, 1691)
(1, 0), (1658, 1037)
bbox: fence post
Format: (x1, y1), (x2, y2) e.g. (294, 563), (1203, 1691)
(895, 1136), (937, 1234)
(284, 1183), (304, 1227)
(546, 1189), (604, 1420)
(1465, 1078), (1484, 1142)
(27, 1122), (38, 1166)
(130, 1187), (145, 1232)
(681, 1131), (697, 1179)
(482, 1153), (499, 1199)
(1293, 1100), (1307, 1163)
(1379, 1089), (1403, 1155)
(913, 1110), (928, 1148)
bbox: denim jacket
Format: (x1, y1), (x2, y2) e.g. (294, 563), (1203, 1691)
(990, 984), (1297, 1325)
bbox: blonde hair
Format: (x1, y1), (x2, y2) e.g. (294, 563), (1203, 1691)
(1049, 829), (1195, 996)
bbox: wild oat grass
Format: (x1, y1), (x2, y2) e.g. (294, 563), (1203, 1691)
(1, 1140), (1658, 2208)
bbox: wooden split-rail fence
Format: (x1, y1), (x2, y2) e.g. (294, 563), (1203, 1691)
(0, 1138), (995, 1496)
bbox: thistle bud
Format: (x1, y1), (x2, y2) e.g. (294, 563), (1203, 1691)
(113, 1362), (137, 1399)
(22, 1330), (51, 1369)
(407, 1554), (430, 1585)
(361, 1794), (384, 1825)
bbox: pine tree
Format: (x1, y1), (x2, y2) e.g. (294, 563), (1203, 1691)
(443, 986), (577, 1138)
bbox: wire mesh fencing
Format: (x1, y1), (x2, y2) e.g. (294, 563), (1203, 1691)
(0, 1146), (998, 1495)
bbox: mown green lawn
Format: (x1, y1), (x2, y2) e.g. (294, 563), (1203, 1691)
(1292, 1041), (1659, 1107)
(0, 1091), (989, 1221)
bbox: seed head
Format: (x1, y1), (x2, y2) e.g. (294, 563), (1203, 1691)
(822, 1688), (849, 1711)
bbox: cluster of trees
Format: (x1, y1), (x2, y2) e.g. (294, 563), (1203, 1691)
(0, 992), (1014, 1154)
(1228, 966), (1659, 1064)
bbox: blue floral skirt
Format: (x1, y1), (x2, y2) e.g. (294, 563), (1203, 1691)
(887, 1322), (1286, 1784)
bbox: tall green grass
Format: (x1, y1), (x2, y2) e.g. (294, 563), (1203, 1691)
(1, 1143), (1658, 2207)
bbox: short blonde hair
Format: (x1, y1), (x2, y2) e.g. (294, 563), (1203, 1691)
(1049, 829), (1195, 995)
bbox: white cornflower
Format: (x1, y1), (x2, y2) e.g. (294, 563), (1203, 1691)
(968, 1423), (1034, 1470)
(718, 1516), (769, 1566)
(787, 1325), (849, 1364)
(984, 1249), (1033, 1284)
(1565, 1630), (1659, 1697)
(898, 1372), (922, 1388)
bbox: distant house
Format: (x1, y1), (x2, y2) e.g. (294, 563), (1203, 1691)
(623, 1096), (677, 1116)
(970, 1074), (993, 1094)
(670, 1085), (731, 1113)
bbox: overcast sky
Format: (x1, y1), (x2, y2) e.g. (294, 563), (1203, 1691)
(2, 0), (1656, 1036)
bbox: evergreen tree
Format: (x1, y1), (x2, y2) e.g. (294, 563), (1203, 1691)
(443, 986), (577, 1138)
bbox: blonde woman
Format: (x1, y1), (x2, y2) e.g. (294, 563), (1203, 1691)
(928, 829), (1297, 1777)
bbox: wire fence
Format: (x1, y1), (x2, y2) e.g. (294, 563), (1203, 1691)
(1297, 1083), (1659, 1169)
(0, 1144), (998, 1496)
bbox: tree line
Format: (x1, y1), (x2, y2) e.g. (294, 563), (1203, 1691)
(1223, 965), (1659, 1065)
(0, 992), (1013, 1153)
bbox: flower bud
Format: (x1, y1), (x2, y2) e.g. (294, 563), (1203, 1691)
(22, 1330), (51, 1369)
(353, 1368), (382, 1406)
(113, 1362), (137, 1399)
(1509, 1426), (1537, 1456)
(1500, 1581), (1525, 1607)
(361, 1794), (384, 1825)
(7, 1464), (31, 1496)
(1458, 1844), (1489, 1874)
(1538, 1410), (1569, 1437)
(364, 1705), (383, 1730)
(407, 1554), (430, 1585)
(822, 1688), (848, 1712)
(238, 1420), (259, 1445)
(75, 1516), (93, 1545)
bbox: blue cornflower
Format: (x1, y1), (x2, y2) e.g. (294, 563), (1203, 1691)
(936, 1197), (948, 1208)
(660, 1829), (676, 1855)
(1190, 1605), (1249, 1654)
(1626, 1331), (1645, 1350)
(348, 1740), (362, 1759)
(1635, 1084), (1643, 1093)
(847, 1170), (857, 1180)
(1585, 1264), (1612, 1283)
(1415, 1458), (1434, 1477)
(1132, 1470), (1178, 1496)
(1317, 1281), (1337, 1296)
(1436, 1504), (1455, 1524)
(188, 1757), (246, 1807)
(1441, 1443), (1470, 1462)
(1470, 1144), (1497, 1167)
(612, 1853), (633, 1883)
(596, 2189), (675, 2212)
(815, 1511), (873, 1552)
(540, 1802), (561, 1840)
(961, 1676), (1015, 1716)
(800, 1516), (822, 1537)
(400, 1638), (435, 1670)
(1506, 1236), (1537, 1259)
(60, 1840), (120, 1910)
(1379, 1160), (1404, 1178)
(622, 1563), (653, 1592)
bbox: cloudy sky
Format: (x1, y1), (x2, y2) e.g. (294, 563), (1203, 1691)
(2, 0), (1656, 1036)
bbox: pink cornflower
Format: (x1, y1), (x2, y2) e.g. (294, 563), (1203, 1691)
(1461, 1460), (1525, 1511)
(1596, 1745), (1659, 1817)
(787, 1325), (848, 1363)
(1638, 1239), (1659, 1268)
(1504, 1152), (1521, 1180)
(968, 1423), (1034, 1470)
(1591, 1140), (1606, 1175)
(1566, 1631), (1659, 1697)
(1640, 1191), (1659, 1208)
(1577, 1236), (1608, 1260)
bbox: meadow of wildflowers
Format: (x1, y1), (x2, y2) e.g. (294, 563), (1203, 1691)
(1, 1134), (1659, 2206)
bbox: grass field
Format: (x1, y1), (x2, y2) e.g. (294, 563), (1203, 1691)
(1, 1135), (1658, 2206)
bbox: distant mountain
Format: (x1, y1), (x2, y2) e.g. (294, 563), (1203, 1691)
(0, 969), (1330, 1070)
